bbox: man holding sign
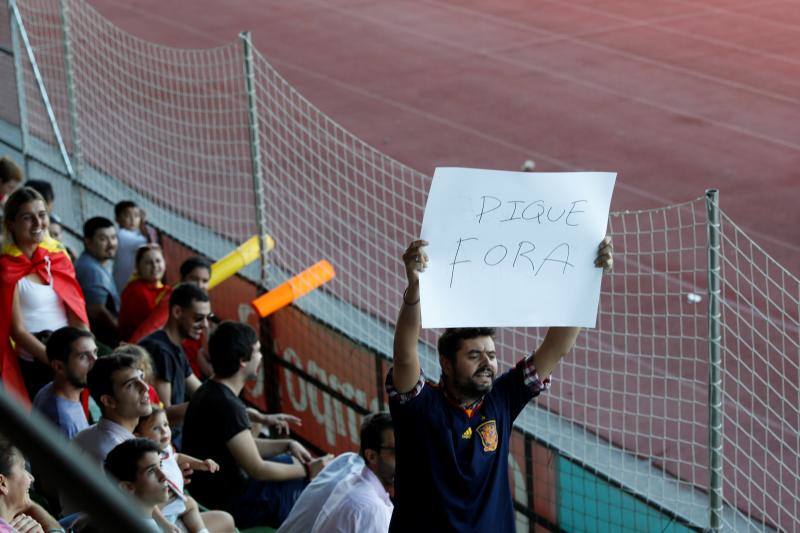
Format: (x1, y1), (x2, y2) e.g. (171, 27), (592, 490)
(386, 168), (614, 532)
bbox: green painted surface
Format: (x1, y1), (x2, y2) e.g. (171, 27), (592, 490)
(557, 458), (695, 533)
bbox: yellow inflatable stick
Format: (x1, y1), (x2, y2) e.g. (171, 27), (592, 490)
(208, 234), (275, 291)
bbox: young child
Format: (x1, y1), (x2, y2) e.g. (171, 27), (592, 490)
(135, 408), (234, 533)
(118, 244), (171, 341)
(113, 200), (154, 294)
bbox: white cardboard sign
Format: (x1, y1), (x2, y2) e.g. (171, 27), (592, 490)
(419, 167), (616, 328)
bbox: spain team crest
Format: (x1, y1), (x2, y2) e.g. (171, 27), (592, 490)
(476, 420), (498, 452)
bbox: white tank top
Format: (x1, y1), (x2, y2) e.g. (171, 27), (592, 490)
(17, 276), (69, 334)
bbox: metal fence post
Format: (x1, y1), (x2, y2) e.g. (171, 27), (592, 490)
(240, 31), (270, 290)
(706, 189), (723, 531)
(59, 0), (86, 223)
(9, 0), (75, 179)
(8, 0), (30, 178)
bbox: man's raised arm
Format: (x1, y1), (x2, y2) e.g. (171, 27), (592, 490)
(391, 240), (428, 394)
(532, 237), (614, 376)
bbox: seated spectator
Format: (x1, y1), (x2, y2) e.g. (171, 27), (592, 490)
(112, 344), (161, 406)
(33, 327), (97, 438)
(135, 408), (234, 532)
(23, 180), (53, 213)
(118, 244), (170, 342)
(128, 256), (216, 377)
(0, 436), (63, 532)
(179, 256), (211, 293)
(73, 353), (152, 466)
(31, 328), (96, 514)
(178, 256), (214, 378)
(138, 284), (208, 430)
(74, 217), (120, 348)
(102, 438), (170, 533)
(1, 187), (88, 403)
(278, 412), (395, 533)
(0, 156), (22, 212)
(113, 201), (154, 294)
(182, 321), (332, 529)
(61, 353), (151, 517)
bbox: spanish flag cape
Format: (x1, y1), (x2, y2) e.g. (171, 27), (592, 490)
(0, 237), (88, 406)
(128, 293), (170, 344)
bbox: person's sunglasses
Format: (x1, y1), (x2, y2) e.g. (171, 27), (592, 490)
(192, 312), (213, 324)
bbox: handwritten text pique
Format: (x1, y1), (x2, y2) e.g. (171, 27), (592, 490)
(420, 168), (615, 329)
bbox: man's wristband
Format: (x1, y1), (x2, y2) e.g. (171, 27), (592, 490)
(403, 287), (420, 306)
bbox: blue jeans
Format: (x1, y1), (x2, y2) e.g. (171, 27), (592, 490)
(229, 454), (308, 529)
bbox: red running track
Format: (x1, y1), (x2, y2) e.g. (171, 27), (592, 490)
(89, 0), (800, 275)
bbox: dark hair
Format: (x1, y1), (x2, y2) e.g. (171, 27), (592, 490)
(169, 282), (209, 310)
(0, 157), (23, 184)
(114, 200), (138, 219)
(46, 326), (94, 364)
(33, 330), (53, 344)
(437, 328), (496, 362)
(179, 256), (212, 280)
(104, 438), (161, 483)
(208, 321), (257, 378)
(87, 353), (138, 410)
(24, 180), (54, 204)
(3, 187), (45, 226)
(83, 216), (115, 240)
(359, 412), (393, 458)
(135, 243), (162, 266)
(0, 436), (21, 477)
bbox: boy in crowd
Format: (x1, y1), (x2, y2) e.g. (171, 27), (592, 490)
(102, 438), (171, 533)
(73, 353), (152, 466)
(113, 201), (154, 294)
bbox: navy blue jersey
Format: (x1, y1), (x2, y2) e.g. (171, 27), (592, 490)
(387, 358), (549, 532)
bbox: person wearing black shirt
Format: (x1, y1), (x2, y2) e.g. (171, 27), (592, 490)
(182, 321), (332, 528)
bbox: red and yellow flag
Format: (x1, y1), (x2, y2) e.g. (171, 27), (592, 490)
(0, 238), (87, 406)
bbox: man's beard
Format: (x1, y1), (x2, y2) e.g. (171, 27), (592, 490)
(377, 460), (395, 490)
(454, 368), (495, 398)
(66, 371), (87, 389)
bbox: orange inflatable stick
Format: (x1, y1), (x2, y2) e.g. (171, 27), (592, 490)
(251, 260), (335, 318)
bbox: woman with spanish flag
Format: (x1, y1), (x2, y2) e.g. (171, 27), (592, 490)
(1, 187), (88, 405)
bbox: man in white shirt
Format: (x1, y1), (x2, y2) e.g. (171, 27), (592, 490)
(278, 412), (395, 533)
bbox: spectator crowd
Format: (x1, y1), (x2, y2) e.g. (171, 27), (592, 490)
(0, 156), (613, 532)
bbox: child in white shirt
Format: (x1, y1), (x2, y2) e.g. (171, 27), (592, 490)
(113, 201), (154, 293)
(136, 408), (234, 532)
